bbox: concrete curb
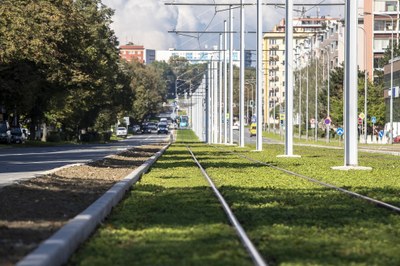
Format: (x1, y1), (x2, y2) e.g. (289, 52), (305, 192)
(17, 143), (170, 266)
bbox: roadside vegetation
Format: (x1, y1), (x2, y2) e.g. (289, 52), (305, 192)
(70, 130), (400, 265)
(0, 0), (205, 143)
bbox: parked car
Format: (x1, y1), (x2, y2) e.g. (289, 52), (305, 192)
(0, 122), (11, 144)
(116, 127), (127, 137)
(10, 127), (27, 144)
(141, 123), (151, 134)
(147, 122), (157, 132)
(157, 123), (169, 135)
(132, 124), (141, 134)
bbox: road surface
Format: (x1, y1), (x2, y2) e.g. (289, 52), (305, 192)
(0, 134), (169, 188)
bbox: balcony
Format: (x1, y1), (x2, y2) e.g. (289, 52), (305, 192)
(271, 65), (280, 71)
(270, 55), (280, 61)
(270, 44), (279, 50)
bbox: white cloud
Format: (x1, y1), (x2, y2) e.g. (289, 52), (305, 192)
(102, 0), (346, 51)
(102, 0), (179, 50)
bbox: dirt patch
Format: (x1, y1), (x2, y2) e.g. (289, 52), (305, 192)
(0, 144), (166, 266)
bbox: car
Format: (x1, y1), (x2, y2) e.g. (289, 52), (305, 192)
(131, 124), (141, 134)
(116, 127), (127, 137)
(157, 123), (169, 134)
(147, 122), (157, 132)
(141, 123), (151, 134)
(232, 122), (239, 130)
(10, 127), (27, 144)
(249, 123), (256, 137)
(0, 122), (11, 144)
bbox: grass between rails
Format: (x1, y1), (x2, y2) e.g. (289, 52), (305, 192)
(70, 130), (400, 265)
(69, 130), (253, 266)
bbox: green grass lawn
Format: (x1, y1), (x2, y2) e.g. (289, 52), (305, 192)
(70, 130), (400, 266)
(69, 130), (253, 266)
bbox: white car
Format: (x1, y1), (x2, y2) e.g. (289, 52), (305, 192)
(116, 127), (127, 137)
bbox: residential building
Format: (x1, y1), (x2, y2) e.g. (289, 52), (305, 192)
(361, 0), (400, 80)
(119, 43), (155, 65)
(263, 16), (348, 125)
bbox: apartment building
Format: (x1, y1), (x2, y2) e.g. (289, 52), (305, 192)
(362, 0), (400, 80)
(263, 16), (346, 125)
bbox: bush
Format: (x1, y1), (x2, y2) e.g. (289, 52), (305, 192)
(80, 131), (111, 142)
(47, 132), (62, 142)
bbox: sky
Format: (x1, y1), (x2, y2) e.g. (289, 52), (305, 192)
(101, 0), (346, 51)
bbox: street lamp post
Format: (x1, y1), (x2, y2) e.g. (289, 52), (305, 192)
(358, 26), (368, 144)
(322, 48), (331, 143)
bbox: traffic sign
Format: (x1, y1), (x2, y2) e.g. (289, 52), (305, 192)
(371, 116), (377, 124)
(336, 127), (344, 136)
(310, 118), (315, 124)
(379, 130), (384, 138)
(358, 117), (363, 125)
(324, 117), (331, 125)
(359, 112), (365, 119)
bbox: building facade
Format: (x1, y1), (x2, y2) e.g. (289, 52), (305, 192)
(156, 49), (252, 67)
(263, 17), (350, 125)
(362, 0), (400, 80)
(119, 43), (155, 65)
(383, 56), (400, 123)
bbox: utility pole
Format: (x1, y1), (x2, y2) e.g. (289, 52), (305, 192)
(239, 0), (245, 147)
(332, 0), (371, 170)
(256, 0), (263, 151)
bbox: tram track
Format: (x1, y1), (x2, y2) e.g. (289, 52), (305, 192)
(187, 145), (268, 266)
(211, 144), (400, 214)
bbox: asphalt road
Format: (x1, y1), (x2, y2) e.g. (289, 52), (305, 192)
(0, 133), (170, 188)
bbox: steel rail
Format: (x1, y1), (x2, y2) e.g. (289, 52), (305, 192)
(187, 146), (268, 266)
(212, 145), (400, 214)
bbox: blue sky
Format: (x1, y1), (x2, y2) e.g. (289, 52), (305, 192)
(102, 0), (346, 50)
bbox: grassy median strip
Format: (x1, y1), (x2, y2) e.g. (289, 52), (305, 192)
(69, 130), (253, 266)
(188, 144), (400, 265)
(228, 143), (400, 207)
(70, 132), (400, 265)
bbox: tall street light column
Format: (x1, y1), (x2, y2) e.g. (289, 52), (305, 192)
(256, 0), (263, 151)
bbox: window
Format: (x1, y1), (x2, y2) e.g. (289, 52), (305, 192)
(385, 1), (397, 12)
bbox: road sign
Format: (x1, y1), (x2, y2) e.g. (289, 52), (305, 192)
(379, 130), (384, 138)
(324, 117), (331, 125)
(359, 112), (365, 119)
(336, 127), (344, 136)
(371, 116), (377, 124)
(310, 118), (315, 124)
(358, 117), (363, 125)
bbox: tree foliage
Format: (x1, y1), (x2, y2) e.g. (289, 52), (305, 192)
(0, 0), (171, 141)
